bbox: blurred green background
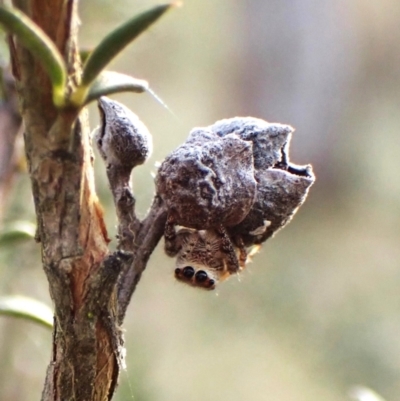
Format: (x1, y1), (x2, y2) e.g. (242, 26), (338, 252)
(1, 1), (400, 400)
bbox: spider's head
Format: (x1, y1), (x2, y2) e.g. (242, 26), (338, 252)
(174, 264), (219, 290)
(172, 228), (233, 290)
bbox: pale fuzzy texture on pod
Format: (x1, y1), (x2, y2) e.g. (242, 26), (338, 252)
(95, 97), (152, 170)
(229, 168), (314, 246)
(155, 129), (257, 229)
(207, 117), (293, 170)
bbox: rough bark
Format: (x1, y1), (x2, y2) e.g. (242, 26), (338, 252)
(8, 1), (166, 400)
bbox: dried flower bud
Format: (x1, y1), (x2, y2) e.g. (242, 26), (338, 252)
(94, 97), (152, 171)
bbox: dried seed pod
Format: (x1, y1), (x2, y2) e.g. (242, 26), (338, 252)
(158, 116), (315, 289)
(94, 96), (152, 171)
(156, 130), (257, 229)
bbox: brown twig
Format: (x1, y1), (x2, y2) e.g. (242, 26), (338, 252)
(102, 147), (167, 323)
(104, 163), (168, 323)
(117, 194), (167, 323)
(94, 96), (167, 322)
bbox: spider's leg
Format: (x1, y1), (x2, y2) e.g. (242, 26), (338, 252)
(216, 225), (240, 274)
(235, 236), (248, 269)
(164, 214), (180, 256)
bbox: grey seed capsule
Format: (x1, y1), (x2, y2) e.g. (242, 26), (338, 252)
(95, 97), (152, 170)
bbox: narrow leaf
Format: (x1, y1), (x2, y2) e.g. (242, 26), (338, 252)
(0, 5), (67, 107)
(83, 71), (148, 105)
(81, 3), (176, 87)
(0, 296), (53, 329)
(79, 48), (92, 64)
(0, 221), (36, 246)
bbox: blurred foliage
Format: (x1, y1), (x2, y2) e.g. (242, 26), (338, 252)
(0, 221), (35, 246)
(1, 1), (400, 400)
(0, 295), (53, 328)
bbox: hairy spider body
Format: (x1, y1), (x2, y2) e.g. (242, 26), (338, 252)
(165, 218), (248, 289)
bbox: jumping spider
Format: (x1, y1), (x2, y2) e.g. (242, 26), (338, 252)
(164, 215), (259, 290)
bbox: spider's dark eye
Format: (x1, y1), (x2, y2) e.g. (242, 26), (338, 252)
(195, 270), (208, 282)
(174, 268), (181, 275)
(182, 266), (195, 278)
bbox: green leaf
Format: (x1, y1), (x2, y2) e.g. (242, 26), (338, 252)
(81, 3), (176, 88)
(0, 5), (67, 107)
(0, 221), (36, 246)
(79, 48), (92, 64)
(0, 295), (53, 329)
(83, 71), (148, 105)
